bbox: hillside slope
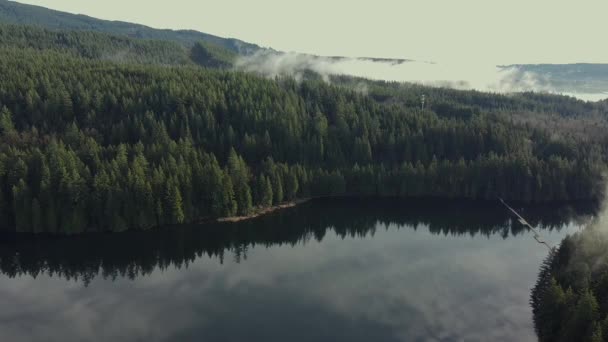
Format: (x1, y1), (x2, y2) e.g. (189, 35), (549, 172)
(0, 0), (262, 54)
(0, 48), (606, 234)
(0, 23), (238, 68)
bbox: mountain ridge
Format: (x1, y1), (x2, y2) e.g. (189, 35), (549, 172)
(2, 0), (608, 98)
(0, 0), (264, 55)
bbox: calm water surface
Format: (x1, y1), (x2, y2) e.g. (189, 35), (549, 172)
(0, 199), (593, 342)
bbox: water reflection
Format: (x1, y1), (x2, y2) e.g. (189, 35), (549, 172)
(0, 198), (595, 342)
(0, 199), (593, 285)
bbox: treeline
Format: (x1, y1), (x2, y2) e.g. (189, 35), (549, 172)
(337, 75), (608, 119)
(0, 47), (605, 234)
(0, 24), (194, 66)
(334, 76), (608, 149)
(532, 226), (608, 342)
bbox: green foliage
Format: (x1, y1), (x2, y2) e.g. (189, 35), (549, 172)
(271, 173), (284, 205)
(227, 149), (252, 215)
(190, 41), (236, 69)
(220, 174), (237, 217)
(0, 24), (194, 66)
(0, 0), (261, 54)
(0, 23), (244, 71)
(165, 184), (185, 224)
(0, 106), (14, 134)
(560, 290), (601, 342)
(533, 228), (608, 342)
(0, 39), (605, 234)
(284, 170), (299, 201)
(256, 175), (273, 207)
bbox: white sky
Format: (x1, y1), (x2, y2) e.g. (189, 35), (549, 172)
(13, 0), (608, 64)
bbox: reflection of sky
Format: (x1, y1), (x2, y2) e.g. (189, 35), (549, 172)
(0, 222), (580, 342)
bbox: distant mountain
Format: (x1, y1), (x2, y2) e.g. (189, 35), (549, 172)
(503, 63), (608, 79)
(0, 23), (238, 68)
(0, 1), (411, 65)
(2, 0), (607, 97)
(500, 63), (608, 94)
(0, 0), (263, 55)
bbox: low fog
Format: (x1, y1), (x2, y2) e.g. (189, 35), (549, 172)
(235, 51), (608, 102)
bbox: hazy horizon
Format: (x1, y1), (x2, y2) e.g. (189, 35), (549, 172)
(8, 0), (608, 101)
(12, 0), (608, 65)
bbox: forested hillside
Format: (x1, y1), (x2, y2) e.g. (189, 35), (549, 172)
(0, 42), (606, 234)
(346, 76), (608, 145)
(0, 24), (236, 67)
(0, 0), (262, 54)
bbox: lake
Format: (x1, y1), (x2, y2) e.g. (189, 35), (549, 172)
(0, 198), (594, 342)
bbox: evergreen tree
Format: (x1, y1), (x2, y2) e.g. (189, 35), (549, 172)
(220, 174), (237, 217)
(256, 175), (273, 207)
(165, 184), (185, 224)
(12, 180), (32, 233)
(271, 173), (284, 204)
(227, 149), (252, 215)
(0, 106), (15, 135)
(284, 170), (299, 200)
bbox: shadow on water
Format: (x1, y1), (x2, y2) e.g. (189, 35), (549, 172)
(0, 198), (596, 285)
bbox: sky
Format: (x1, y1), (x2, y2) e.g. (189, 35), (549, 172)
(14, 0), (608, 65)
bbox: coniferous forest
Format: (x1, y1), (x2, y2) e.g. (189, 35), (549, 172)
(532, 224), (608, 342)
(0, 23), (607, 234)
(6, 2), (608, 342)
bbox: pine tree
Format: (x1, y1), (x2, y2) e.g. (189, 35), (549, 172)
(256, 175), (273, 207)
(0, 106), (15, 135)
(560, 290), (600, 342)
(12, 180), (32, 233)
(165, 183), (185, 224)
(284, 170), (299, 200)
(536, 278), (567, 341)
(220, 173), (237, 217)
(271, 173), (284, 204)
(227, 149), (252, 215)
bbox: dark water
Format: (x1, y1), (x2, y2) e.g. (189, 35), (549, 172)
(0, 199), (594, 342)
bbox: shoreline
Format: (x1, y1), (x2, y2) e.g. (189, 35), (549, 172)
(216, 198), (311, 223)
(213, 195), (599, 224)
(1, 197), (597, 237)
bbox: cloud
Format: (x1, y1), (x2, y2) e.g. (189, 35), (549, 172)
(235, 52), (608, 101)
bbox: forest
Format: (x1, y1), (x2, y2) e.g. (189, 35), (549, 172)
(0, 0), (262, 54)
(0, 23), (607, 234)
(532, 221), (608, 342)
(0, 24), (236, 68)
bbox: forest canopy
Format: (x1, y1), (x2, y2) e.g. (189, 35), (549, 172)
(0, 23), (607, 234)
(532, 219), (608, 342)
